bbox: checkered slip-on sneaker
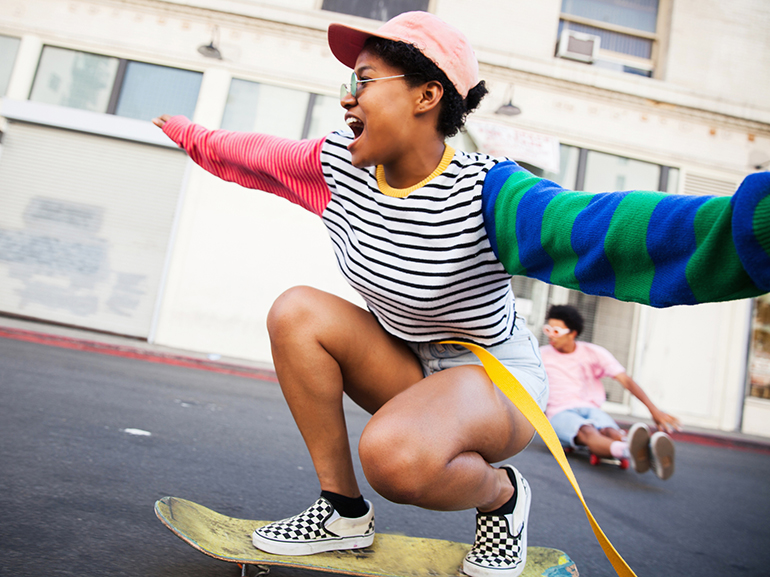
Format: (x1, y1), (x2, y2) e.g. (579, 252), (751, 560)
(252, 497), (374, 555)
(627, 422), (651, 474)
(650, 431), (675, 480)
(462, 465), (531, 577)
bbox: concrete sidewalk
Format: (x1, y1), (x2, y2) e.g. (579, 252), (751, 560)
(2, 313), (769, 454)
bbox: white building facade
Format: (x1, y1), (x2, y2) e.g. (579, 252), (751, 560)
(1, 0), (769, 435)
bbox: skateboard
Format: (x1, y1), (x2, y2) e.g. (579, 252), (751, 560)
(155, 496), (579, 577)
(563, 447), (629, 470)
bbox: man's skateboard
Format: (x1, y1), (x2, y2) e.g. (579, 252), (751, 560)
(563, 446), (629, 470)
(155, 496), (578, 577)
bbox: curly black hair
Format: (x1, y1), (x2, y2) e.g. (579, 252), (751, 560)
(546, 305), (584, 336)
(363, 36), (487, 138)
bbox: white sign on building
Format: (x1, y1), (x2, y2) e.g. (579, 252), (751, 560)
(466, 120), (560, 174)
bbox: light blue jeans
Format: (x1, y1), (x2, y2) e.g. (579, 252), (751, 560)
(550, 407), (621, 448)
(406, 315), (549, 412)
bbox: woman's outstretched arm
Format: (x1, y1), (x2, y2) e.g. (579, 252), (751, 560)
(153, 114), (332, 216)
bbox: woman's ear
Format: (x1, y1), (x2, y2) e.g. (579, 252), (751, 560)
(416, 80), (444, 114)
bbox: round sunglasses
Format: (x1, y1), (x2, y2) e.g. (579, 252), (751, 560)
(340, 71), (414, 100)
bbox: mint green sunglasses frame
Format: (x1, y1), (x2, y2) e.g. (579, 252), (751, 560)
(340, 71), (413, 100)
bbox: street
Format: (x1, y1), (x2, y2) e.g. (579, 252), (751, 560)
(1, 335), (769, 576)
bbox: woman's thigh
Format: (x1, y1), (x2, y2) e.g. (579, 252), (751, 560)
(267, 286), (424, 413)
(364, 364), (536, 468)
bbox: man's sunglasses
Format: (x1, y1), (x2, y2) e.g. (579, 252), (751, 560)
(542, 324), (572, 337)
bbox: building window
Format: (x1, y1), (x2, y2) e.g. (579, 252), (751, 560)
(748, 294), (770, 400)
(520, 144), (678, 194)
(306, 94), (346, 139)
(29, 46), (202, 120)
(30, 47), (119, 112)
(557, 0), (660, 77)
(525, 143), (581, 188)
(113, 61), (201, 121)
(0, 35), (21, 97)
(321, 0), (429, 22)
(221, 79), (310, 138)
(221, 78), (345, 139)
(584, 150), (662, 192)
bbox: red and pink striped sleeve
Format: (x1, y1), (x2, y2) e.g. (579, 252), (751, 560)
(162, 116), (331, 216)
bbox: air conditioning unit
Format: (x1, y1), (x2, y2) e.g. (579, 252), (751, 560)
(557, 29), (601, 63)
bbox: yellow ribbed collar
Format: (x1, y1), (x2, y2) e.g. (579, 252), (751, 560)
(376, 145), (455, 198)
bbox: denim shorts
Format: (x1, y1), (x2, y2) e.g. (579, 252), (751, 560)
(549, 407), (620, 448)
(406, 316), (549, 412)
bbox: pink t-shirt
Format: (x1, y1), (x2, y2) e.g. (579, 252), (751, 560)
(540, 342), (625, 418)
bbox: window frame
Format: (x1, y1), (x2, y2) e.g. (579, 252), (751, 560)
(29, 45), (202, 119)
(747, 294), (770, 401)
(221, 76), (346, 140)
(558, 0), (673, 79)
(0, 34), (22, 97)
(319, 0), (433, 22)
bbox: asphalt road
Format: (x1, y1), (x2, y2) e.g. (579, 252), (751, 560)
(2, 335), (769, 576)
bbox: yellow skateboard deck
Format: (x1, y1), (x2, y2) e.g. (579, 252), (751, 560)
(155, 497), (578, 576)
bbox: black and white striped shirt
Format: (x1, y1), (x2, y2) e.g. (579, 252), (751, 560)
(320, 131), (515, 346)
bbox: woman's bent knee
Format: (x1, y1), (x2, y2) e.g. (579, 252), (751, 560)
(359, 422), (435, 505)
(267, 286), (322, 340)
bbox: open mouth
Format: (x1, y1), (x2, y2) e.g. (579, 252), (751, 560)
(346, 116), (364, 140)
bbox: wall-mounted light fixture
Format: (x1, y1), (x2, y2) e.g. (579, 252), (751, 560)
(749, 149), (770, 171)
(495, 85), (522, 116)
(198, 26), (223, 59)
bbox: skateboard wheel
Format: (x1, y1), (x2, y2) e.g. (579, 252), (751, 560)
(589, 454), (600, 466)
(619, 458), (629, 470)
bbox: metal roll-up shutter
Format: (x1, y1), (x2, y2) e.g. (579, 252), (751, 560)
(0, 121), (187, 337)
(682, 173), (738, 197)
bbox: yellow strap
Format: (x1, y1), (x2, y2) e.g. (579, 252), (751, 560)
(443, 341), (637, 577)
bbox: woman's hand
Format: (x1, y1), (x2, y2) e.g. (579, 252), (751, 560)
(152, 114), (171, 128)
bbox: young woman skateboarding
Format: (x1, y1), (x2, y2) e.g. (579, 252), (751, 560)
(153, 11), (769, 577)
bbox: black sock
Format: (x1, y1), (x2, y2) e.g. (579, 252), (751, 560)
(320, 490), (369, 518)
(480, 467), (518, 516)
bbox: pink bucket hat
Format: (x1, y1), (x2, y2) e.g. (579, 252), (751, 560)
(328, 11), (479, 99)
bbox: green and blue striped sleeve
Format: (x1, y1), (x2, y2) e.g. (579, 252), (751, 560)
(482, 162), (770, 307)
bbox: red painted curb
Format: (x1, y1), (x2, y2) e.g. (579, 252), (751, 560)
(667, 430), (770, 455)
(0, 326), (278, 382)
(615, 420), (770, 456)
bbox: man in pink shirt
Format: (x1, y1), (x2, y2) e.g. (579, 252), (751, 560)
(540, 305), (680, 480)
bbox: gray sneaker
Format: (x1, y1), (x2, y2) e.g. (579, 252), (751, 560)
(252, 497), (374, 555)
(463, 465), (531, 577)
(627, 423), (651, 474)
(650, 431), (675, 480)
